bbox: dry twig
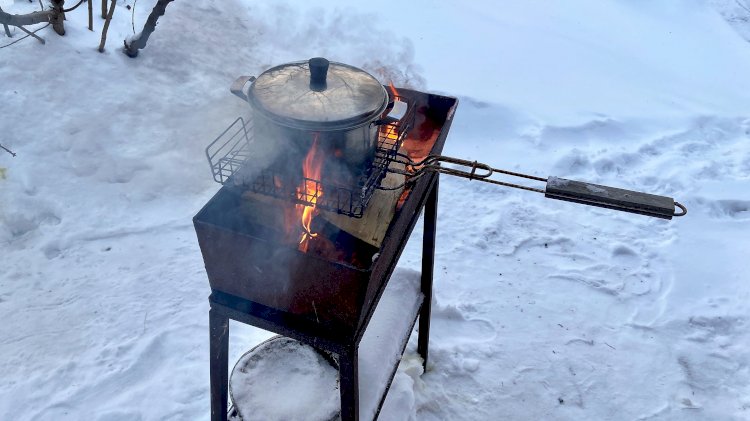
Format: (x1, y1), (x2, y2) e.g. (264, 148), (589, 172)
(63, 0), (88, 13)
(0, 22), (49, 49)
(0, 144), (17, 157)
(17, 23), (45, 44)
(131, 0), (137, 34)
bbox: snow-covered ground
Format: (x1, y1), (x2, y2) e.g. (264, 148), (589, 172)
(1, 0), (749, 419)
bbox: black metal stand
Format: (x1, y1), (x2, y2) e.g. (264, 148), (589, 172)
(208, 179), (439, 421)
(209, 309), (229, 420)
(418, 177), (438, 370)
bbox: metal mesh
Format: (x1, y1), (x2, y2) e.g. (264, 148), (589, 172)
(206, 97), (414, 218)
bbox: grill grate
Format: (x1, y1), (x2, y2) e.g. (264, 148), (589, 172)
(206, 96), (415, 218)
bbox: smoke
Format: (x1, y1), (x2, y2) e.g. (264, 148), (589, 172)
(236, 3), (426, 89)
(190, 1), (429, 193)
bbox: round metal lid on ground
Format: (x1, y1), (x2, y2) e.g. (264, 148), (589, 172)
(229, 336), (340, 421)
(248, 58), (388, 130)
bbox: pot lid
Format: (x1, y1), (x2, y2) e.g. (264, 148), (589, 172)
(248, 58), (389, 130)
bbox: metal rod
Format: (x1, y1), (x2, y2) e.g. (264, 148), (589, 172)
(338, 347), (360, 421)
(389, 155), (685, 219)
(209, 308), (229, 421)
(418, 176), (438, 370)
(387, 154), (547, 194)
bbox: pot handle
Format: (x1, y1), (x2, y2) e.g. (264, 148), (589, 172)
(230, 76), (256, 101)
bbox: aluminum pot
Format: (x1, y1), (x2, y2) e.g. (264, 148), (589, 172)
(231, 58), (390, 178)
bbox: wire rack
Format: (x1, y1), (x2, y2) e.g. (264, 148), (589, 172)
(206, 97), (414, 218)
(206, 117), (252, 184)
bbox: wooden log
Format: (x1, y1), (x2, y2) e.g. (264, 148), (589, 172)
(0, 5), (64, 37)
(319, 162), (405, 248)
(0, 8), (54, 27)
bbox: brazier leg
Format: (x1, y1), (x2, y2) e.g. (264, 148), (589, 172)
(418, 177), (438, 370)
(210, 308), (229, 421)
(339, 347), (360, 421)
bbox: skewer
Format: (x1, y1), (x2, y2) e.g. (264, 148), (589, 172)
(383, 154), (686, 220)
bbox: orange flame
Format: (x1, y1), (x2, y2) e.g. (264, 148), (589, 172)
(383, 82), (401, 143)
(388, 82), (399, 99)
(296, 134), (325, 252)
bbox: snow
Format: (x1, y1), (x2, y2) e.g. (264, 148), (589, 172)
(1, 0), (750, 420)
(226, 267), (423, 421)
(230, 337), (340, 421)
(359, 268), (423, 420)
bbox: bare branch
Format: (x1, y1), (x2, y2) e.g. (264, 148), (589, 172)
(62, 0), (88, 13)
(97, 0), (115, 52)
(0, 2), (64, 37)
(131, 0), (136, 34)
(0, 144), (16, 157)
(0, 7), (54, 27)
(123, 0), (174, 58)
(17, 23), (45, 44)
(0, 22), (50, 49)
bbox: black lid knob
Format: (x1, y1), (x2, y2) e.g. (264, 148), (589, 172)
(309, 57), (329, 92)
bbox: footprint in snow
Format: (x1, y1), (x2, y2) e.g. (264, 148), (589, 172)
(547, 242), (658, 299)
(430, 301), (496, 344)
(710, 200), (750, 219)
(611, 244), (640, 266)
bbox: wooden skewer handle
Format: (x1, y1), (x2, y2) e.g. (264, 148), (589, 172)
(545, 176), (685, 219)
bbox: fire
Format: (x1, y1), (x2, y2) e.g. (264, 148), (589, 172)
(388, 82), (399, 99)
(384, 82), (401, 143)
(296, 134), (325, 252)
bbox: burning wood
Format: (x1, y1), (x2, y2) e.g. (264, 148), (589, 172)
(296, 134), (325, 252)
(320, 161), (404, 248)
